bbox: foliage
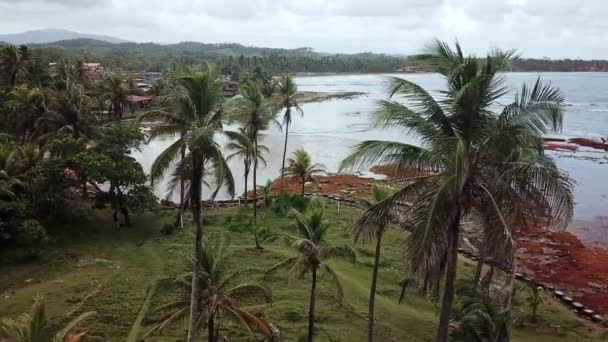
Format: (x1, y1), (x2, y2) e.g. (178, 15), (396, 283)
(340, 40), (574, 340)
(146, 237), (273, 340)
(284, 149), (325, 195)
(0, 296), (94, 342)
(525, 282), (545, 322)
(271, 194), (311, 217)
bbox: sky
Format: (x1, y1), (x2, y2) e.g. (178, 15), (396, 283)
(1, 0), (608, 59)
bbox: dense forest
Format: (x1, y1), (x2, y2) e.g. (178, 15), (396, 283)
(2, 38), (608, 75)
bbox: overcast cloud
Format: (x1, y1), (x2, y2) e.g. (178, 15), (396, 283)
(0, 0), (607, 59)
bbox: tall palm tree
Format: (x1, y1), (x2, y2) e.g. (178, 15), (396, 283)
(0, 296), (94, 342)
(351, 184), (395, 342)
(284, 149), (325, 196)
(146, 237), (273, 342)
(267, 205), (356, 342)
(340, 40), (573, 342)
(142, 65), (235, 342)
(277, 75), (303, 194)
(225, 127), (268, 207)
(237, 81), (278, 247)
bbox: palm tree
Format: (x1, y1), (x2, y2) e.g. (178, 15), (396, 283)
(237, 81), (278, 247)
(146, 237), (273, 342)
(351, 184), (395, 342)
(100, 74), (133, 122)
(0, 44), (27, 89)
(0, 296), (94, 342)
(451, 282), (510, 342)
(225, 127), (269, 207)
(141, 65), (235, 342)
(5, 85), (48, 143)
(277, 75), (303, 194)
(284, 149), (325, 196)
(259, 179), (273, 207)
(525, 283), (544, 322)
(267, 205), (356, 342)
(340, 40), (573, 342)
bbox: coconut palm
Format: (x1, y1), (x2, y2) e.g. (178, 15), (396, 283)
(267, 205), (356, 342)
(277, 75), (303, 194)
(340, 40), (573, 342)
(236, 81), (278, 247)
(225, 127), (269, 208)
(141, 65), (235, 342)
(351, 184), (395, 342)
(259, 179), (273, 207)
(451, 282), (511, 342)
(525, 282), (544, 322)
(0, 44), (28, 89)
(146, 237), (273, 342)
(284, 149), (325, 196)
(0, 296), (94, 342)
(100, 74), (134, 122)
(5, 85), (48, 143)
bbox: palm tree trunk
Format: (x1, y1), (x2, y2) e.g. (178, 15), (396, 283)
(368, 232), (383, 342)
(253, 137), (261, 249)
(187, 153), (204, 342)
(178, 141), (186, 229)
(280, 109), (290, 194)
(208, 315), (214, 342)
(435, 211), (461, 342)
(473, 259), (483, 289)
(307, 266), (318, 342)
(244, 160), (249, 207)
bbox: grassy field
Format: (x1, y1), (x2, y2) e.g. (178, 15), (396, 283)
(0, 200), (600, 341)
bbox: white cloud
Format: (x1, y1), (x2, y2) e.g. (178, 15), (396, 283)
(0, 0), (607, 58)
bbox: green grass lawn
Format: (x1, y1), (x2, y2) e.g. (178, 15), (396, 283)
(0, 201), (600, 341)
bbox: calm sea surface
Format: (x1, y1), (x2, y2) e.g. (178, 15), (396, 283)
(134, 73), (608, 247)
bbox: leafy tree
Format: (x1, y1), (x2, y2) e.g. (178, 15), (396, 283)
(5, 85), (48, 143)
(259, 179), (273, 207)
(284, 149), (325, 196)
(0, 296), (94, 342)
(267, 204), (356, 342)
(146, 237), (273, 341)
(350, 184), (395, 342)
(340, 40), (573, 342)
(276, 75), (303, 194)
(82, 125), (157, 227)
(225, 127), (268, 207)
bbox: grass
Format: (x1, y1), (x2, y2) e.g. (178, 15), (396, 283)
(0, 201), (601, 341)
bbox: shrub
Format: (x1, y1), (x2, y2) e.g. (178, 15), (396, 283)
(271, 194), (311, 216)
(160, 222), (175, 235)
(223, 213), (252, 233)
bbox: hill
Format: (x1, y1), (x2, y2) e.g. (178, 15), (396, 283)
(0, 29), (130, 45)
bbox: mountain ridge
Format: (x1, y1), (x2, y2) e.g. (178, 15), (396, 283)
(0, 29), (130, 45)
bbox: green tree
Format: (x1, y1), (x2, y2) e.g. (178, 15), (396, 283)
(340, 40), (573, 342)
(267, 205), (356, 342)
(525, 283), (544, 323)
(5, 85), (48, 143)
(146, 237), (273, 342)
(284, 149), (325, 196)
(350, 184), (395, 342)
(276, 75), (303, 194)
(225, 127), (268, 207)
(0, 296), (94, 342)
(141, 65), (235, 342)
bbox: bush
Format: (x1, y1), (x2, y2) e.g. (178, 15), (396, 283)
(271, 194), (311, 216)
(160, 222), (175, 235)
(223, 213), (252, 233)
(15, 219), (48, 250)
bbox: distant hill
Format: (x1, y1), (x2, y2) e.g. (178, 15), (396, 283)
(0, 29), (130, 45)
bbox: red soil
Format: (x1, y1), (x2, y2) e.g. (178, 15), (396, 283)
(249, 174), (377, 198)
(369, 165), (432, 179)
(568, 137), (608, 151)
(517, 226), (608, 314)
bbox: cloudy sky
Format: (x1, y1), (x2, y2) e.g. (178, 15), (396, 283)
(1, 0), (607, 59)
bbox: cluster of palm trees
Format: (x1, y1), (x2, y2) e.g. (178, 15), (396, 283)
(139, 65), (321, 340)
(340, 40), (574, 341)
